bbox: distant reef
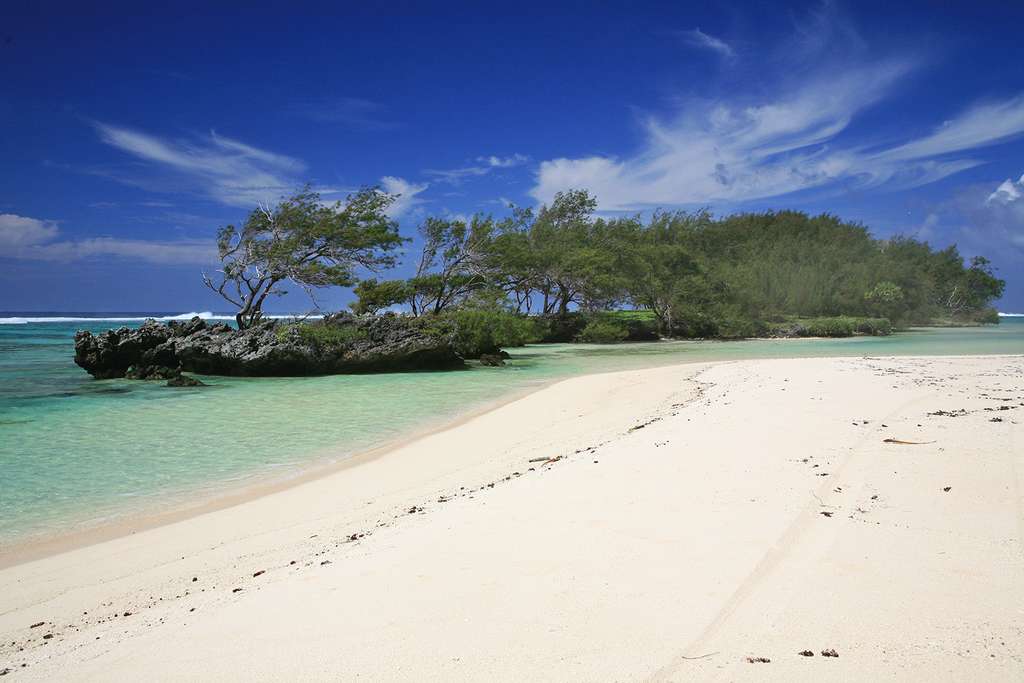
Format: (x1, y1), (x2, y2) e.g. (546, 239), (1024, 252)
(73, 313), (464, 379)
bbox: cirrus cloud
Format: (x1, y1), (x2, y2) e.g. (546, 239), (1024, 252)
(94, 122), (306, 207)
(531, 7), (1024, 213)
(0, 213), (216, 264)
(425, 153), (529, 186)
(678, 28), (735, 59)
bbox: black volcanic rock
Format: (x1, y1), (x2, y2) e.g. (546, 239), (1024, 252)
(125, 364), (181, 380)
(73, 320), (174, 379)
(74, 313), (464, 379)
(166, 374), (204, 387)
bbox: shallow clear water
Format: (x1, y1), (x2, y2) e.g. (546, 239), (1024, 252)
(1, 313), (1021, 546)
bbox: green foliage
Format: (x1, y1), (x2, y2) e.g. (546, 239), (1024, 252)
(616, 210), (713, 334)
(533, 310), (660, 342)
(210, 188), (1006, 342)
(576, 317), (629, 343)
(767, 316), (892, 338)
(864, 281), (906, 321)
(599, 310), (661, 340)
(350, 278), (411, 315)
(853, 318), (893, 335)
(205, 186), (404, 328)
(959, 257), (1006, 314)
(417, 305), (538, 358)
(406, 216), (494, 314)
(712, 309), (768, 339)
(277, 321), (369, 347)
(975, 307), (1001, 325)
(532, 312), (588, 342)
(804, 317), (857, 337)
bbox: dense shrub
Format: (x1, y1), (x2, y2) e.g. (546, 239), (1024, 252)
(532, 312), (588, 343)
(766, 316), (892, 338)
(667, 306), (720, 338)
(576, 317), (629, 343)
(419, 308), (537, 358)
(804, 317), (856, 337)
(714, 313), (768, 339)
(975, 307), (1001, 325)
(601, 310), (660, 340)
(276, 321), (369, 347)
(853, 318), (893, 335)
(534, 311), (660, 343)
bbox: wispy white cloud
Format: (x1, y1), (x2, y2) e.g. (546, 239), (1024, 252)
(426, 154), (529, 185)
(94, 122), (305, 207)
(678, 28), (735, 59)
(877, 96), (1024, 162)
(484, 196), (516, 208)
(532, 13), (1024, 212)
(477, 154), (529, 168)
(531, 56), (933, 209)
(27, 237), (216, 264)
(423, 165), (491, 185)
(287, 97), (400, 131)
(379, 176), (429, 218)
(93, 122), (431, 216)
(0, 213), (215, 264)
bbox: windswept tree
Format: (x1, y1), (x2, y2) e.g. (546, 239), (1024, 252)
(476, 205), (537, 312)
(407, 215), (493, 315)
(203, 186), (405, 328)
(349, 278), (411, 315)
(620, 210), (713, 334)
(864, 281), (906, 321)
(949, 256), (1005, 314)
(511, 189), (627, 315)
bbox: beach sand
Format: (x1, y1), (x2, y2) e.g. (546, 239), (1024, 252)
(1, 355), (1022, 681)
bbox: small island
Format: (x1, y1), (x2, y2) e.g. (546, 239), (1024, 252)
(74, 188), (1004, 380)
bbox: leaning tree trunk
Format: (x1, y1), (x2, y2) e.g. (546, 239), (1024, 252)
(557, 290), (571, 316)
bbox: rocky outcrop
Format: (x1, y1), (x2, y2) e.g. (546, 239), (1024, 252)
(166, 374), (205, 387)
(74, 313), (464, 379)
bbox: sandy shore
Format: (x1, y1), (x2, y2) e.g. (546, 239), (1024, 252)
(1, 355), (1022, 681)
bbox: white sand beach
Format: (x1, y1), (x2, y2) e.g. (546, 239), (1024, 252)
(1, 355), (1022, 681)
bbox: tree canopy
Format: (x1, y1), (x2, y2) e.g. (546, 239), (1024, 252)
(204, 186), (404, 328)
(211, 187), (1005, 336)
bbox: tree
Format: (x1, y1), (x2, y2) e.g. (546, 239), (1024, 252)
(525, 189), (620, 315)
(620, 210), (713, 335)
(475, 205), (537, 312)
(349, 278), (411, 315)
(961, 256), (1005, 311)
(203, 186), (404, 328)
(864, 281), (906, 321)
(407, 215), (492, 315)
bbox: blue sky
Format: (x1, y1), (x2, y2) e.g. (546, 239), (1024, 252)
(2, 0), (1023, 312)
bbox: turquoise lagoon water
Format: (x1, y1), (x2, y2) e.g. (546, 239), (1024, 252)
(1, 313), (1022, 547)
